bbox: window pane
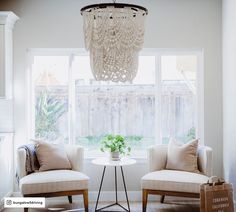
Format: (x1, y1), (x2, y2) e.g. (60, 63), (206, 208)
(73, 56), (156, 156)
(29, 51), (201, 155)
(161, 55), (197, 144)
(32, 56), (69, 142)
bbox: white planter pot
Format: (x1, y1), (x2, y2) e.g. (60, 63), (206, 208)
(110, 151), (120, 161)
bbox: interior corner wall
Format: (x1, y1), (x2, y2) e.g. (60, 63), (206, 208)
(0, 0), (223, 191)
(222, 0), (236, 197)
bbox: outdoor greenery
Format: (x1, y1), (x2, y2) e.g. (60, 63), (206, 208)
(186, 127), (196, 141)
(162, 127), (196, 144)
(35, 90), (67, 140)
(75, 135), (143, 149)
(100, 134), (131, 155)
(34, 89), (195, 146)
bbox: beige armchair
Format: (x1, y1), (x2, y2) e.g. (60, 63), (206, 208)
(141, 145), (213, 211)
(17, 145), (89, 212)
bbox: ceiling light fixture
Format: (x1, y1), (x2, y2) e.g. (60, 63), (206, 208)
(81, 1), (148, 82)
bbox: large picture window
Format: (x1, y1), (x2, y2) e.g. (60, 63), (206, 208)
(29, 49), (203, 156)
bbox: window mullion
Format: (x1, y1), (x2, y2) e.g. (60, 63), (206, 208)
(155, 53), (162, 144)
(28, 52), (35, 141)
(196, 51), (204, 144)
(68, 54), (75, 145)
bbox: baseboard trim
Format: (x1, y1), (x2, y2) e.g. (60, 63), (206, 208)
(11, 191), (142, 202)
(9, 191), (192, 202)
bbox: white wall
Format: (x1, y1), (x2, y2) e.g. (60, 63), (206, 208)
(0, 0), (223, 191)
(0, 133), (14, 202)
(0, 99), (13, 132)
(222, 0), (236, 197)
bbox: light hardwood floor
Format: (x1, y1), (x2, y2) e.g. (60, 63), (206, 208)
(3, 198), (200, 211)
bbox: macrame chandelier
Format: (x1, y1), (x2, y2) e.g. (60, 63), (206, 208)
(81, 2), (148, 82)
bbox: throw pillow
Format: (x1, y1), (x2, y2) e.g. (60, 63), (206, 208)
(35, 141), (71, 172)
(166, 138), (199, 173)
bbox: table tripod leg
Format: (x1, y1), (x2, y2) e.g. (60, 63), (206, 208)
(95, 166), (106, 211)
(120, 166), (130, 211)
(115, 166), (118, 203)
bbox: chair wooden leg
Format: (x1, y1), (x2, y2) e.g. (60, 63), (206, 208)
(160, 195), (165, 203)
(142, 189), (148, 212)
(24, 208), (28, 212)
(83, 189), (89, 212)
(68, 195), (72, 203)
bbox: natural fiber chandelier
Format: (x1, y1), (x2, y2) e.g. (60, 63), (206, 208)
(81, 2), (148, 82)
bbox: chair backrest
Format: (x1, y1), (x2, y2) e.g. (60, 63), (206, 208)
(17, 144), (84, 180)
(147, 144), (213, 176)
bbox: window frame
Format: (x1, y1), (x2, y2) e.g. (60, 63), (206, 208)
(27, 48), (204, 157)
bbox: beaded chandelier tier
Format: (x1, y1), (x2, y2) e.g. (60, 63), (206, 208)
(81, 3), (148, 82)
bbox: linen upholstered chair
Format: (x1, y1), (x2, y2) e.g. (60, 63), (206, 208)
(141, 144), (213, 211)
(17, 145), (89, 212)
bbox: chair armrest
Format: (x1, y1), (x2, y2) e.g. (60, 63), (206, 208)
(65, 145), (84, 172)
(148, 145), (168, 172)
(17, 148), (27, 179)
(197, 146), (213, 176)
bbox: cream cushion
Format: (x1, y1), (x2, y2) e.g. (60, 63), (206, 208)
(141, 170), (209, 193)
(166, 139), (199, 173)
(20, 170), (89, 195)
(36, 141), (72, 171)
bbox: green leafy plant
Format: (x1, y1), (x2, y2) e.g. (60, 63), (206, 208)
(100, 134), (131, 155)
(35, 90), (67, 140)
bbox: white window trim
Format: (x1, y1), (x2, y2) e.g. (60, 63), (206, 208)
(26, 48), (204, 158)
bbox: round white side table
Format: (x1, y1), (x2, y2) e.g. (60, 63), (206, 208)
(92, 157), (136, 212)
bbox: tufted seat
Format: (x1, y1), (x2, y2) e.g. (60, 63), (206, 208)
(17, 145), (89, 212)
(141, 144), (213, 212)
(20, 170), (89, 195)
(142, 170), (209, 194)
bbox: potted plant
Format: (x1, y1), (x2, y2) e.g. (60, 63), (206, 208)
(100, 134), (131, 161)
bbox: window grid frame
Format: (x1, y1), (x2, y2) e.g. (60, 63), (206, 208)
(27, 48), (204, 157)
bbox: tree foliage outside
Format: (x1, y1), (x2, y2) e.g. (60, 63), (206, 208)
(186, 126), (196, 141)
(35, 90), (67, 140)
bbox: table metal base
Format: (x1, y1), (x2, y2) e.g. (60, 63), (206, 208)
(95, 166), (130, 212)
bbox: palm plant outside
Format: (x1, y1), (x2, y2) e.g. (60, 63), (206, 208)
(35, 90), (67, 140)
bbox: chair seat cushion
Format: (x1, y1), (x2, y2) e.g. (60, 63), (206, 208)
(141, 170), (209, 193)
(20, 170), (89, 195)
